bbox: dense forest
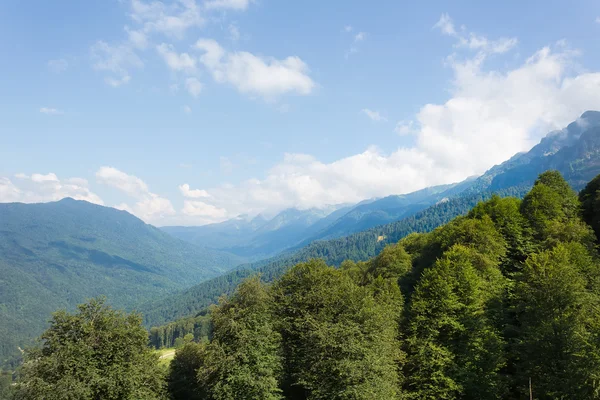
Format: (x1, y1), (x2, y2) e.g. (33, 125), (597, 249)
(141, 184), (531, 329)
(6, 170), (600, 399)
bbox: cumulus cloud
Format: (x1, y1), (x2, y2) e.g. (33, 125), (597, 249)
(194, 39), (315, 98)
(361, 109), (387, 122)
(156, 43), (197, 72)
(0, 173), (103, 204)
(179, 183), (209, 198)
(172, 16), (600, 225)
(48, 58), (68, 73)
(204, 0), (250, 11)
(96, 166), (175, 222)
(354, 32), (366, 42)
(40, 107), (63, 115)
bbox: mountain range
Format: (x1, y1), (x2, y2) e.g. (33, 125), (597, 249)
(2, 111), (600, 367)
(140, 110), (600, 327)
(0, 199), (243, 366)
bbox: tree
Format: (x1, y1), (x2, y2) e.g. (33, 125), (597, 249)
(168, 342), (208, 400)
(579, 173), (600, 241)
(12, 298), (165, 400)
(404, 245), (507, 400)
(198, 276), (283, 400)
(274, 260), (402, 400)
(511, 243), (600, 398)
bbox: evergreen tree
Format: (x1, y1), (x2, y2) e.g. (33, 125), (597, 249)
(12, 298), (165, 400)
(580, 173), (600, 242)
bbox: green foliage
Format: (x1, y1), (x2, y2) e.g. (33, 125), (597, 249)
(12, 298), (165, 400)
(168, 342), (208, 400)
(404, 245), (507, 399)
(511, 243), (600, 398)
(199, 277), (284, 400)
(0, 199), (244, 366)
(273, 260), (402, 399)
(580, 173), (600, 241)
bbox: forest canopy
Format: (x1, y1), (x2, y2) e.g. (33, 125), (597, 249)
(10, 170), (600, 400)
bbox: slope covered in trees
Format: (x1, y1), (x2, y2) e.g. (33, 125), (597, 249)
(155, 171), (600, 399)
(9, 170), (600, 399)
(0, 198), (244, 368)
(142, 111), (600, 328)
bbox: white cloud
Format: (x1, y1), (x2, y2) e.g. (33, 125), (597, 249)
(395, 120), (417, 136)
(105, 76), (132, 87)
(343, 25), (353, 33)
(96, 166), (175, 222)
(185, 77), (203, 97)
(0, 178), (22, 202)
(96, 166), (149, 197)
(1, 173), (103, 204)
(434, 13), (517, 55)
(179, 183), (209, 198)
(170, 18), (600, 225)
(125, 26), (149, 49)
(91, 41), (143, 86)
(156, 43), (197, 72)
(194, 39), (315, 98)
(183, 105), (192, 113)
(40, 107), (63, 115)
(354, 32), (366, 42)
(204, 0), (250, 11)
(130, 0), (204, 39)
(361, 108), (387, 122)
(48, 58), (68, 73)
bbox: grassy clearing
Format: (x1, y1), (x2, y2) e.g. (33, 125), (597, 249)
(156, 348), (176, 367)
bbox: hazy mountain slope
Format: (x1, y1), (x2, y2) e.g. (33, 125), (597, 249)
(141, 111), (600, 328)
(162, 205), (353, 259)
(0, 198), (244, 366)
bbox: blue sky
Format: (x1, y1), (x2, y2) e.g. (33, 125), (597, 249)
(1, 0), (600, 225)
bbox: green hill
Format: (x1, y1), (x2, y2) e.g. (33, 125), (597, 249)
(0, 198), (244, 367)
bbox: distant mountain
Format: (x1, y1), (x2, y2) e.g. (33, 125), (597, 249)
(162, 205), (354, 259)
(142, 111), (600, 328)
(162, 181), (478, 260)
(0, 199), (243, 367)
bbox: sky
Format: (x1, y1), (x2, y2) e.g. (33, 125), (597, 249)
(1, 0), (600, 226)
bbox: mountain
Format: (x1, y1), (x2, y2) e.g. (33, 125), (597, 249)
(162, 205), (355, 259)
(0, 198), (244, 367)
(141, 111), (600, 328)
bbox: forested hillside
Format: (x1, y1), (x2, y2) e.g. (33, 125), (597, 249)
(0, 199), (243, 368)
(14, 170), (600, 399)
(142, 111), (600, 328)
(154, 171), (600, 399)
